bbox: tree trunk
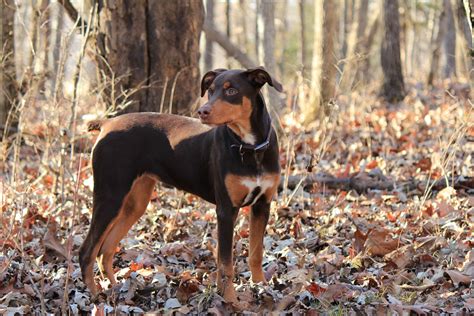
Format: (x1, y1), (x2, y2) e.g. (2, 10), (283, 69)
(360, 15), (380, 83)
(238, 0), (250, 57)
(451, 0), (472, 82)
(443, 0), (456, 78)
(51, 1), (64, 95)
(341, 0), (354, 63)
(299, 0), (309, 80)
(427, 4), (448, 86)
(204, 0), (214, 71)
(339, 0), (369, 91)
(306, 0), (338, 120)
(0, 0), (16, 130)
(380, 0), (405, 102)
(96, 1), (204, 115)
(261, 0), (281, 112)
(226, 0), (232, 68)
(255, 0), (260, 63)
(320, 0), (338, 109)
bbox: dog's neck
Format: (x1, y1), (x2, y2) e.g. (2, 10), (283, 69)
(227, 92), (271, 145)
(249, 92), (272, 144)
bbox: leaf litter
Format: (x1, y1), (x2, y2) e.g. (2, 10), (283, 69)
(0, 83), (472, 314)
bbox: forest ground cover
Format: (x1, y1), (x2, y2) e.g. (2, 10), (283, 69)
(0, 81), (472, 314)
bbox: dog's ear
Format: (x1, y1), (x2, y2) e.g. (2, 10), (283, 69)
(245, 67), (283, 92)
(200, 68), (227, 97)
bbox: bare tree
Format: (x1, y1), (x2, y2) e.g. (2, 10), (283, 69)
(0, 0), (16, 131)
(226, 0), (232, 68)
(380, 0), (405, 102)
(451, 0), (472, 82)
(299, 0), (309, 80)
(360, 15), (380, 83)
(96, 0), (204, 114)
(255, 0), (261, 63)
(261, 0), (281, 112)
(443, 0), (456, 78)
(428, 3), (448, 85)
(307, 0), (338, 119)
(340, 0), (369, 91)
(204, 0), (214, 71)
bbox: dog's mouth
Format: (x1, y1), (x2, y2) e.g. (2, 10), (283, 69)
(199, 117), (232, 126)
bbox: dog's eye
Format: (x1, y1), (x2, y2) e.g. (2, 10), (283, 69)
(207, 88), (214, 96)
(225, 88), (238, 96)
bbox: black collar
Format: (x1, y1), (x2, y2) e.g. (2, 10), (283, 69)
(227, 125), (272, 166)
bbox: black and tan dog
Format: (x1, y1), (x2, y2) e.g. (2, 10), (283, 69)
(79, 67), (282, 302)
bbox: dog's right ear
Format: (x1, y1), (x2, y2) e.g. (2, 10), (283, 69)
(200, 68), (227, 97)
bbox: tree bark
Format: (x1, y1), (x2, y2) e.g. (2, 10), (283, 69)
(443, 0), (456, 78)
(360, 15), (380, 83)
(451, 0), (472, 82)
(0, 0), (16, 130)
(96, 0), (204, 115)
(226, 0), (232, 68)
(305, 0), (338, 120)
(427, 4), (448, 86)
(340, 0), (369, 91)
(341, 0), (355, 63)
(299, 0), (309, 80)
(204, 0), (214, 71)
(320, 0), (338, 109)
(261, 0), (281, 112)
(255, 0), (260, 62)
(380, 0), (405, 102)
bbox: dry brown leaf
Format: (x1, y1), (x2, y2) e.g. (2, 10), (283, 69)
(353, 229), (367, 253)
(364, 228), (400, 256)
(384, 244), (415, 269)
(176, 271), (201, 304)
(444, 270), (471, 287)
(43, 225), (68, 260)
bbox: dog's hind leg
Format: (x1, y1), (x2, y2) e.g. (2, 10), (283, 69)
(96, 175), (156, 285)
(79, 194), (125, 295)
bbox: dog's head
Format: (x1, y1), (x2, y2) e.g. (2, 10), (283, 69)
(197, 67), (282, 125)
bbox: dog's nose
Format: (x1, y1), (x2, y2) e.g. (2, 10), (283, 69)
(197, 105), (211, 119)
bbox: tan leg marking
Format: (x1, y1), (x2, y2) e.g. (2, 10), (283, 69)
(249, 210), (267, 283)
(97, 174), (157, 285)
(263, 173), (280, 203)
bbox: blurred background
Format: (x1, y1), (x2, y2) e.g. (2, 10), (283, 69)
(0, 1), (472, 313)
(0, 0), (472, 140)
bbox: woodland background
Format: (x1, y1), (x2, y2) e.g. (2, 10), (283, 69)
(0, 0), (473, 314)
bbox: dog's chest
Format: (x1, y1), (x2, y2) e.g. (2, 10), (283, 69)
(225, 173), (279, 207)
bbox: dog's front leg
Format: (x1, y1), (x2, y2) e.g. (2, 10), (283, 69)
(216, 204), (239, 303)
(249, 199), (270, 283)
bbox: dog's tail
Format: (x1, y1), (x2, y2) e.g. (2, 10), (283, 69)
(87, 119), (104, 132)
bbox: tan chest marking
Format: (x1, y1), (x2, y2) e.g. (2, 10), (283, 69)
(225, 173), (280, 207)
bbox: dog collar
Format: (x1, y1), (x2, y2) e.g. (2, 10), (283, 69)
(228, 125), (272, 165)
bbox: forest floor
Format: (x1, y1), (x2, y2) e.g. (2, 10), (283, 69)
(0, 81), (473, 315)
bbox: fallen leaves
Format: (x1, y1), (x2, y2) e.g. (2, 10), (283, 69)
(1, 82), (472, 314)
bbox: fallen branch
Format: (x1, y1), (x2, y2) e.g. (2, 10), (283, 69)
(203, 21), (257, 68)
(282, 171), (473, 193)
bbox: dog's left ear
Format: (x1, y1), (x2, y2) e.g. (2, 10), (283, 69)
(200, 68), (227, 97)
(245, 67), (283, 92)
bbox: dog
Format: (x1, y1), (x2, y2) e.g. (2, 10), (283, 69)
(79, 67), (282, 302)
